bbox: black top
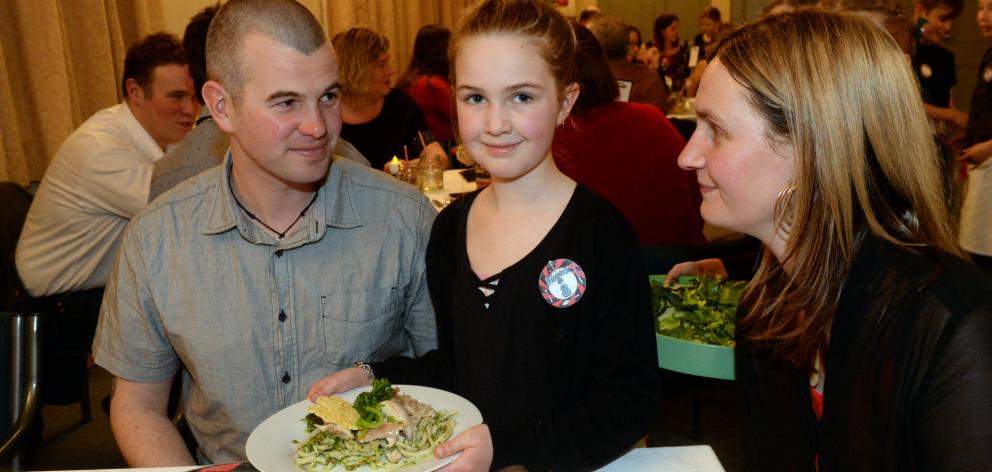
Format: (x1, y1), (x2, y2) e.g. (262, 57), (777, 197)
(739, 238), (992, 471)
(912, 42), (957, 107)
(692, 33), (713, 59)
(375, 185), (662, 471)
(965, 46), (992, 147)
(340, 88), (431, 170)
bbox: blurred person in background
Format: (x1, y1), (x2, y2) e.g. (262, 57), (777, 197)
(957, 0), (992, 274)
(680, 10), (992, 469)
(588, 14), (667, 111)
(578, 5), (601, 26)
(16, 32), (196, 406)
(642, 13), (690, 93)
(554, 25), (704, 246)
(911, 0), (967, 129)
(693, 7), (722, 59)
(396, 25), (455, 144)
(334, 27), (448, 170)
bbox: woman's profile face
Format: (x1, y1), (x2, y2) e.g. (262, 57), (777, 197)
(366, 50), (394, 98)
(678, 59), (795, 243)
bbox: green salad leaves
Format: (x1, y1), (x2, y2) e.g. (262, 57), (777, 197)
(652, 275), (747, 347)
(353, 378), (396, 432)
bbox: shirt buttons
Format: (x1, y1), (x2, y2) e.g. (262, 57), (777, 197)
(275, 249), (284, 257)
(278, 310), (287, 322)
(282, 372), (291, 384)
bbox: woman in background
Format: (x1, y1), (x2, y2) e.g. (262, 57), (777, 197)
(643, 13), (690, 92)
(693, 7), (722, 58)
(333, 27), (448, 170)
(396, 25), (455, 143)
(553, 25), (705, 246)
(680, 10), (992, 469)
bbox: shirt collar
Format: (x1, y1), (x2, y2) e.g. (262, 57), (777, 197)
(115, 101), (166, 161)
(203, 152), (362, 243)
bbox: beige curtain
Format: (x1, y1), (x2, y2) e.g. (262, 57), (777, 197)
(323, 0), (473, 81)
(0, 0), (162, 186)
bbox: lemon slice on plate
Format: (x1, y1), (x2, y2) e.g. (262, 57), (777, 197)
(309, 395), (359, 430)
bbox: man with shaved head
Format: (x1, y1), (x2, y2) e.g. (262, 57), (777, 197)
(93, 0), (437, 465)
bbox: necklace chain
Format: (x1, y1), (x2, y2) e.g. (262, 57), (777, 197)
(228, 170), (319, 239)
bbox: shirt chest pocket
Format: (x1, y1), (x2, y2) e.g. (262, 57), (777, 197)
(319, 287), (403, 367)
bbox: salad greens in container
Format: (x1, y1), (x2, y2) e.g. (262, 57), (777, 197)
(651, 275), (747, 348)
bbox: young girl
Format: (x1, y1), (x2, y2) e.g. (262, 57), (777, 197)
(309, 1), (661, 470)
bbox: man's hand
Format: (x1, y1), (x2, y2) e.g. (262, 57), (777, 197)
(960, 139), (992, 168)
(111, 377), (195, 467)
(434, 424), (494, 472)
(665, 258), (729, 283)
(307, 367), (371, 402)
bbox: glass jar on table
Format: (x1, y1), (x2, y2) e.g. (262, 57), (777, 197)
(417, 154), (444, 192)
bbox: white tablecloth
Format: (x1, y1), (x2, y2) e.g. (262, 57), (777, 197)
(37, 446), (724, 472)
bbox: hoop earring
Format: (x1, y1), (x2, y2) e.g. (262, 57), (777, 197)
(773, 182), (796, 229)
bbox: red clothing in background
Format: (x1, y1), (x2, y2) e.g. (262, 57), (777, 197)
(553, 101), (705, 246)
(405, 75), (454, 141)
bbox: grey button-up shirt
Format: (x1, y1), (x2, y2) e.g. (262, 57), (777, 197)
(94, 154), (438, 462)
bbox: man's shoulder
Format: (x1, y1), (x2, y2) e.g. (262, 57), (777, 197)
(140, 166), (222, 226)
(329, 158), (431, 211)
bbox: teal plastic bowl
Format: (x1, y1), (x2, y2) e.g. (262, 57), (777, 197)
(650, 274), (736, 380)
(656, 334), (735, 380)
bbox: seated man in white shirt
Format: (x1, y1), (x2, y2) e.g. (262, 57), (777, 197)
(15, 32), (197, 404)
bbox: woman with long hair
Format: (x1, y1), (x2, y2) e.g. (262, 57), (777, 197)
(680, 9), (992, 469)
(643, 13), (690, 93)
(396, 25), (455, 142)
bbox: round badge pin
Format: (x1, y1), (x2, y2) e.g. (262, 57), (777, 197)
(920, 63), (932, 79)
(984, 66), (992, 83)
(538, 258), (587, 308)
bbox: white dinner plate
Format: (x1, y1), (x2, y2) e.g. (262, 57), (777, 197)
(245, 385), (483, 472)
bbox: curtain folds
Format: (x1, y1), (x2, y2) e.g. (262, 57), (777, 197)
(0, 0), (161, 186)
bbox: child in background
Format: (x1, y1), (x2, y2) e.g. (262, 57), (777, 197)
(309, 0), (662, 470)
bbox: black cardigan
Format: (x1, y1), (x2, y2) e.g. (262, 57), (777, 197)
(738, 238), (992, 471)
(375, 186), (662, 471)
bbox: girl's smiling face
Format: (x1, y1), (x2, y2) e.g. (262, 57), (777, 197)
(453, 34), (577, 183)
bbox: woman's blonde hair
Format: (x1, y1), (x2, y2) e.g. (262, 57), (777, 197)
(714, 9), (962, 371)
(331, 27), (390, 97)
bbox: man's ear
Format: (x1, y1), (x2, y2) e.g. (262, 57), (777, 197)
(557, 82), (581, 123)
(125, 78), (146, 105)
(202, 80), (235, 133)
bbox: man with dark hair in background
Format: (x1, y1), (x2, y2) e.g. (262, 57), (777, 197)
(94, 0), (436, 465)
(15, 32), (196, 405)
(588, 15), (668, 112)
(149, 5), (369, 202)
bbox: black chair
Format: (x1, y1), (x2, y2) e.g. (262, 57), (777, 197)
(0, 182), (91, 426)
(0, 312), (43, 471)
